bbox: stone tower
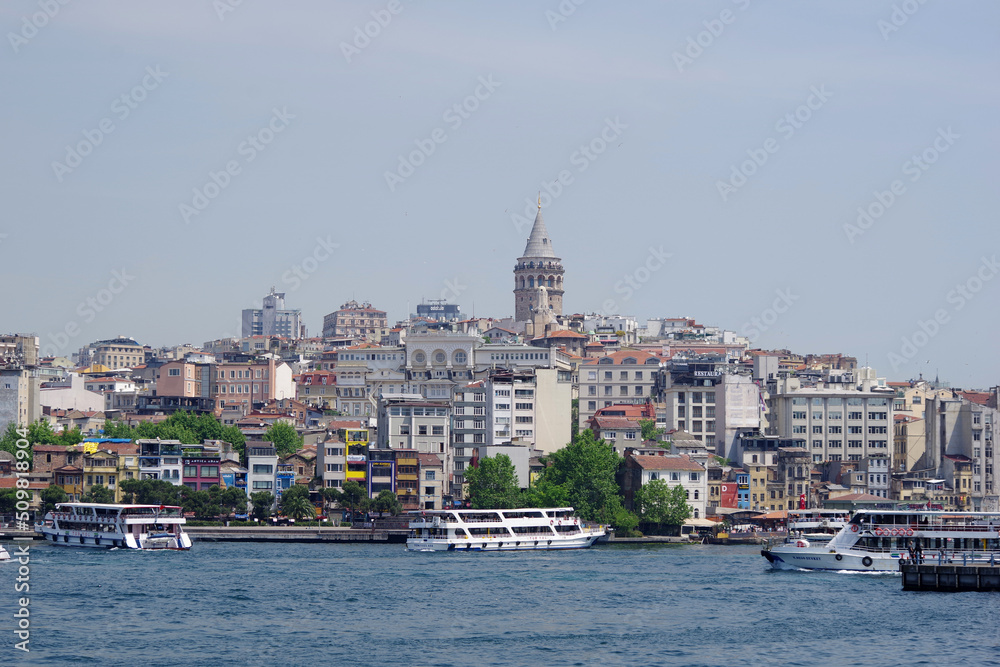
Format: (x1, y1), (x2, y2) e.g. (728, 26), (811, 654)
(514, 204), (564, 323)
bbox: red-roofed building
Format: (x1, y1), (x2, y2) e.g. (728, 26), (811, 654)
(587, 415), (642, 454)
(619, 452), (708, 519)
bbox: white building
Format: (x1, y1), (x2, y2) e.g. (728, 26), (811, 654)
(766, 370), (895, 465)
(623, 452), (708, 520)
(242, 288), (305, 339)
(246, 441), (278, 510)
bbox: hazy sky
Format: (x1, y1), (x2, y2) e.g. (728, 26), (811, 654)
(2, 1), (997, 387)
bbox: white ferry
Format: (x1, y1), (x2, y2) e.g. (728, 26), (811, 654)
(762, 509), (1000, 572)
(36, 503), (192, 550)
(406, 507), (606, 551)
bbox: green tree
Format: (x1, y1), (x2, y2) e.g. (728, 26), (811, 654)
(41, 484), (68, 513)
(81, 484), (115, 503)
(262, 422), (303, 458)
(639, 419), (664, 443)
(0, 488), (16, 513)
(338, 480), (367, 520)
(464, 454), (522, 509)
(634, 479), (691, 526)
(118, 479), (181, 506)
(281, 486), (316, 521)
(571, 399), (579, 439)
(530, 430), (634, 527)
(217, 487), (248, 517)
(100, 411), (246, 458)
(321, 487), (341, 515)
(250, 491), (274, 521)
(372, 490), (402, 516)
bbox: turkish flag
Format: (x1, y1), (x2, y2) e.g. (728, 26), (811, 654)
(798, 494), (806, 509)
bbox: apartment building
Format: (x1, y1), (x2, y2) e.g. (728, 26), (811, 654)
(579, 350), (661, 428)
(766, 371), (895, 465)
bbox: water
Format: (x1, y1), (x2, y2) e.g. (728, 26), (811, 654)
(2, 541), (999, 666)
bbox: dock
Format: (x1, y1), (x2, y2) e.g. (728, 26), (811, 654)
(184, 526), (409, 543)
(900, 561), (1000, 592)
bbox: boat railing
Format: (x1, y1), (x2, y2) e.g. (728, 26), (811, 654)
(865, 523), (1000, 534)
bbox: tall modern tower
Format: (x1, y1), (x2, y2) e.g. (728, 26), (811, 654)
(514, 204), (564, 323)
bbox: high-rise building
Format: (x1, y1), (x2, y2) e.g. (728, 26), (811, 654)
(241, 288), (305, 339)
(514, 205), (564, 323)
(0, 334), (40, 433)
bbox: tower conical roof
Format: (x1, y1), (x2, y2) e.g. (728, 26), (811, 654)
(521, 208), (557, 259)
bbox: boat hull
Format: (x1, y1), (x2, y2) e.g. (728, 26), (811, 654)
(762, 546), (900, 572)
(37, 526), (191, 550)
(407, 533), (602, 551)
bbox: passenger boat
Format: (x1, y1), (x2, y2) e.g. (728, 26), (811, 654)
(406, 507), (606, 551)
(762, 509), (1000, 572)
(784, 509), (850, 544)
(35, 503), (192, 550)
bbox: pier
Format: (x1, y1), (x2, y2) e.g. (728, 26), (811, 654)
(184, 526), (409, 543)
(900, 561), (1000, 592)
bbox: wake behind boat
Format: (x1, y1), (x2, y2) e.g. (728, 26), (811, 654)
(406, 507), (605, 551)
(36, 503), (192, 550)
(762, 509), (1000, 572)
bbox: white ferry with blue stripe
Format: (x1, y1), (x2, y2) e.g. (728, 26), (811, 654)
(762, 509), (1000, 572)
(36, 503), (192, 550)
(407, 507), (605, 551)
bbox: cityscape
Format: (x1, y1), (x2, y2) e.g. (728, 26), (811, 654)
(1, 2), (997, 665)
(3, 207), (996, 521)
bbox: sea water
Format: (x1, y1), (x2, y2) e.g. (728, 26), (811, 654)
(2, 541), (999, 666)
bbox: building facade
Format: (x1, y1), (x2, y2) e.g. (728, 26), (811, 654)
(322, 300), (388, 340)
(241, 288), (305, 339)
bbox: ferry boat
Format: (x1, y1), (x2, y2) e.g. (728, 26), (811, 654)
(762, 509), (1000, 572)
(406, 507), (606, 551)
(36, 503), (192, 550)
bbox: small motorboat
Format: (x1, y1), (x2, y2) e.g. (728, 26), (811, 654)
(0, 545), (11, 561)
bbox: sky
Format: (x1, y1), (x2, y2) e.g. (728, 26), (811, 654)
(1, 1), (997, 388)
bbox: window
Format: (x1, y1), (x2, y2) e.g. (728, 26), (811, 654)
(252, 481), (272, 489)
(587, 371), (596, 381)
(588, 386), (596, 396)
(829, 440), (842, 448)
(828, 426), (842, 434)
(588, 401), (596, 410)
(671, 472), (679, 481)
(624, 431), (636, 440)
(326, 463), (343, 472)
(168, 368), (180, 376)
(812, 425), (823, 434)
(183, 466), (198, 477)
(432, 425), (444, 436)
(604, 371), (612, 380)
(690, 472), (699, 481)
(253, 464), (273, 474)
(812, 439), (822, 449)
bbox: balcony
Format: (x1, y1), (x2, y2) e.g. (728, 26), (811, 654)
(345, 471), (366, 480)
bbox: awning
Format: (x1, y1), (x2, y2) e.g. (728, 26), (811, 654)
(684, 518), (721, 527)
